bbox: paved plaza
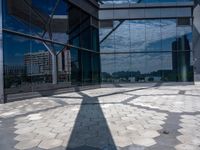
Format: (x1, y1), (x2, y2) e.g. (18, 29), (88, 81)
(0, 83), (200, 150)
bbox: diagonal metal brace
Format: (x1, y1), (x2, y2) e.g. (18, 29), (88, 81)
(100, 20), (124, 44)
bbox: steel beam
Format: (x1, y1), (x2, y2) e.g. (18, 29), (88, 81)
(100, 20), (124, 44)
(43, 42), (58, 85)
(0, 0), (4, 103)
(99, 2), (193, 20)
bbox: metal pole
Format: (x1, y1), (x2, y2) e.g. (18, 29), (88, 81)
(0, 0), (4, 103)
(52, 54), (57, 84)
(43, 42), (57, 84)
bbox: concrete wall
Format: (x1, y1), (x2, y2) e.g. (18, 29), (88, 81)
(193, 0), (200, 83)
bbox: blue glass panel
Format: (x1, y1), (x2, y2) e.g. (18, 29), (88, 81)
(130, 20), (146, 51)
(114, 21), (131, 52)
(161, 19), (177, 51)
(146, 20), (162, 52)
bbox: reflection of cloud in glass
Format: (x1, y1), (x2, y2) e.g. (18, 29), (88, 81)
(100, 19), (192, 52)
(100, 19), (193, 75)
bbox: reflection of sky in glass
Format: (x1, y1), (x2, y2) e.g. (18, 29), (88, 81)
(3, 0), (68, 42)
(3, 0), (68, 65)
(100, 19), (192, 52)
(3, 33), (48, 65)
(32, 0), (68, 15)
(100, 18), (192, 74)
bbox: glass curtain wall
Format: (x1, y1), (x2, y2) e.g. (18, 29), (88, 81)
(100, 18), (193, 83)
(2, 0), (100, 96)
(68, 3), (100, 85)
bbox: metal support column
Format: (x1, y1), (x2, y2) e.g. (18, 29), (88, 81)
(43, 42), (57, 85)
(52, 54), (57, 85)
(0, 0), (4, 103)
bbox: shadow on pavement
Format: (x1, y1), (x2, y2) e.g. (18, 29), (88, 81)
(66, 91), (118, 150)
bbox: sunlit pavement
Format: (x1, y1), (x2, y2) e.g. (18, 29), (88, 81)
(0, 83), (200, 150)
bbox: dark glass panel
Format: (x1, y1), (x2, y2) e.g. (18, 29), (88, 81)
(68, 3), (100, 85)
(172, 51), (193, 82)
(92, 54), (100, 83)
(177, 25), (192, 51)
(3, 33), (32, 94)
(161, 53), (176, 82)
(92, 28), (100, 52)
(82, 51), (92, 84)
(80, 28), (92, 50)
(70, 38), (81, 85)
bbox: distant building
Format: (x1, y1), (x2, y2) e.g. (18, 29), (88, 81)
(57, 48), (71, 74)
(24, 51), (52, 76)
(57, 48), (71, 82)
(4, 65), (26, 76)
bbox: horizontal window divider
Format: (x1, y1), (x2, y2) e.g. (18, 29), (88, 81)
(99, 17), (193, 21)
(3, 28), (99, 54)
(100, 50), (192, 54)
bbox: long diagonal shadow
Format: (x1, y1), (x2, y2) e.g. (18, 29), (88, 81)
(66, 92), (118, 150)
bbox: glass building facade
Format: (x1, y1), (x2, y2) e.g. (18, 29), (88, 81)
(99, 0), (194, 83)
(0, 0), (196, 102)
(1, 0), (100, 99)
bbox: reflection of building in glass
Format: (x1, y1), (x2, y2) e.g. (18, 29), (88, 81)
(172, 35), (191, 81)
(24, 51), (52, 76)
(57, 48), (71, 82)
(4, 65), (26, 76)
(3, 65), (27, 89)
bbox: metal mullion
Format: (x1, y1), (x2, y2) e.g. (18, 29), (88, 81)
(42, 0), (61, 38)
(0, 0), (4, 103)
(2, 29), (99, 54)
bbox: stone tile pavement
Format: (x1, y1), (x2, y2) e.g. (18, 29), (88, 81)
(0, 83), (200, 150)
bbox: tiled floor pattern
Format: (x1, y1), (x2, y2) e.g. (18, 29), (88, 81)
(0, 83), (200, 150)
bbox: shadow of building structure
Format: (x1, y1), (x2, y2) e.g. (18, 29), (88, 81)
(66, 91), (118, 150)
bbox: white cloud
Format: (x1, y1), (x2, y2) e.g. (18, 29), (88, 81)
(100, 19), (192, 74)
